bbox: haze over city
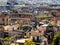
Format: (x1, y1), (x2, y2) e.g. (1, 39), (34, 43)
(0, 0), (60, 3)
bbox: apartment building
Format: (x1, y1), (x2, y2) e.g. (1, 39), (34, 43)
(9, 13), (34, 24)
(0, 13), (10, 26)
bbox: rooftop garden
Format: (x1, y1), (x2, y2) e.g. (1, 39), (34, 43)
(51, 10), (58, 12)
(35, 14), (53, 18)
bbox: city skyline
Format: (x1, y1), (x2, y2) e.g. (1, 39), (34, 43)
(0, 0), (60, 6)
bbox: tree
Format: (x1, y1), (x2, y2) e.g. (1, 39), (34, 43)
(4, 37), (11, 45)
(51, 30), (60, 45)
(0, 39), (3, 45)
(24, 40), (35, 45)
(44, 26), (54, 44)
(4, 37), (10, 42)
(0, 41), (3, 45)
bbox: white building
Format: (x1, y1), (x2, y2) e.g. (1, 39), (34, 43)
(15, 39), (29, 45)
(0, 0), (7, 6)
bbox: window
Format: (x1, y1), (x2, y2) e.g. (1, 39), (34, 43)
(7, 19), (8, 21)
(25, 33), (26, 36)
(2, 18), (4, 21)
(19, 15), (21, 17)
(39, 31), (41, 33)
(29, 33), (31, 35)
(37, 36), (39, 42)
(21, 15), (24, 18)
(33, 37), (35, 42)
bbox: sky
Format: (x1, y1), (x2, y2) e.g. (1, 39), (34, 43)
(0, 0), (59, 2)
(0, 0), (60, 3)
(0, 0), (8, 2)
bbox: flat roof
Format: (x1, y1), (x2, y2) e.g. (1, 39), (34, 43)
(35, 14), (52, 18)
